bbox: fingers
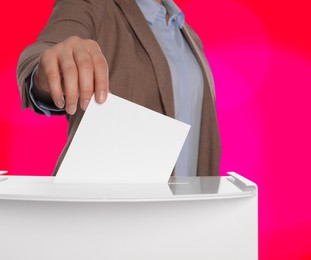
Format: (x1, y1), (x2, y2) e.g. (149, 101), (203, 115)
(37, 37), (109, 115)
(87, 41), (109, 104)
(73, 46), (94, 111)
(39, 49), (64, 109)
(59, 51), (79, 115)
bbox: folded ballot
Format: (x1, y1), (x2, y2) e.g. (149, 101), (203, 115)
(54, 94), (190, 184)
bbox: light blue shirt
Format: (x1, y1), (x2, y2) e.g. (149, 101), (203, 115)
(136, 0), (204, 176)
(29, 0), (204, 176)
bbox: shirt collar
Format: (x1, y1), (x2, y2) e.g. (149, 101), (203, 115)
(136, 0), (185, 28)
(136, 0), (163, 25)
(162, 0), (185, 28)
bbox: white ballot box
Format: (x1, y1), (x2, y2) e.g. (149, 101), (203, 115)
(0, 172), (257, 260)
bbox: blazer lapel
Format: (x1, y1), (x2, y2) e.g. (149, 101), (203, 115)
(181, 25), (221, 176)
(181, 25), (216, 104)
(113, 0), (175, 118)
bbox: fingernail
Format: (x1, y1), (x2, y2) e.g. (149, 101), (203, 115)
(82, 100), (90, 111)
(57, 100), (65, 109)
(97, 91), (107, 103)
(67, 105), (76, 115)
(56, 96), (65, 109)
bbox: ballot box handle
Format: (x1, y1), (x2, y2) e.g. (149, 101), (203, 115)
(227, 172), (257, 193)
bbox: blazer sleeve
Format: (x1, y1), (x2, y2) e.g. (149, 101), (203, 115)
(16, 0), (105, 112)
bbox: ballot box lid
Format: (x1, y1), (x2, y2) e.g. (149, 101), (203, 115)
(0, 172), (257, 202)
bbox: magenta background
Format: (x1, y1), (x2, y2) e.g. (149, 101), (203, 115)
(0, 0), (311, 259)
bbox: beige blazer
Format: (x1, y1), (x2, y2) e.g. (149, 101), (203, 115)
(17, 0), (221, 176)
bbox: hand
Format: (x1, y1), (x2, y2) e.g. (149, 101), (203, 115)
(34, 36), (109, 115)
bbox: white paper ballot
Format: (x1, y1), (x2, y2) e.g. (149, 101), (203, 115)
(54, 94), (190, 184)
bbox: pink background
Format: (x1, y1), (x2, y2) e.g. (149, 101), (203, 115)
(0, 0), (311, 259)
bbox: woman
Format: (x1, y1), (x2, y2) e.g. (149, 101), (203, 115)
(17, 0), (221, 177)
